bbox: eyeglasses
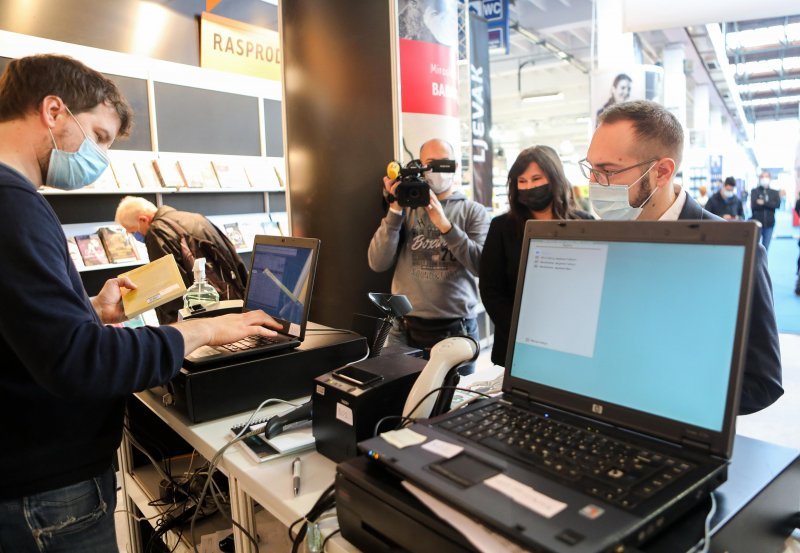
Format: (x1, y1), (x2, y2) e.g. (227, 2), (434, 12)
(578, 158), (658, 186)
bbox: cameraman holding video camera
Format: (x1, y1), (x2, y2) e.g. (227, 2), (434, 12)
(368, 138), (490, 370)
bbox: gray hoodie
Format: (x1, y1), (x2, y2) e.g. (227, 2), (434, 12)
(368, 191), (490, 319)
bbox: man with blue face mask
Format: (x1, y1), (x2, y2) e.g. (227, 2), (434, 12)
(581, 100), (782, 416)
(0, 55), (281, 552)
(705, 176), (744, 220)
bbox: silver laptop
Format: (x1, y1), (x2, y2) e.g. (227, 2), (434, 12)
(184, 235), (320, 367)
(360, 221), (759, 552)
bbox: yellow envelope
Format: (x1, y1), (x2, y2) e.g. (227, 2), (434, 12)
(119, 254), (187, 319)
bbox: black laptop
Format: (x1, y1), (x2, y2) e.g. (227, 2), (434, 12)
(360, 221), (759, 553)
(184, 235), (320, 367)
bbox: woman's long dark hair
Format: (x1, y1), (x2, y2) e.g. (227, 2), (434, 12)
(507, 145), (575, 237)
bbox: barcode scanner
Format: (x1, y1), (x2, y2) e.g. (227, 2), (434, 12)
(264, 401), (313, 439)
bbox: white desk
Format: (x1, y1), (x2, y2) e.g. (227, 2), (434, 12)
(119, 389), (358, 553)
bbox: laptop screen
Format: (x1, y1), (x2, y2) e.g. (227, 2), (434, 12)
(245, 242), (315, 336)
(509, 238), (745, 432)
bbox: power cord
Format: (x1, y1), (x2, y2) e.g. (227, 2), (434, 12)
(687, 491), (717, 553)
(289, 483), (337, 553)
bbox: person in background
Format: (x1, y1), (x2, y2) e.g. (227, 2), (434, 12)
(696, 184), (709, 207)
(0, 54), (281, 553)
(705, 177), (744, 220)
(479, 146), (593, 366)
(582, 99), (782, 415)
(750, 170), (781, 250)
(368, 138), (490, 368)
(596, 73), (632, 120)
(115, 197), (248, 323)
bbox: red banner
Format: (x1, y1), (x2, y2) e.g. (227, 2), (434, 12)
(399, 39), (458, 117)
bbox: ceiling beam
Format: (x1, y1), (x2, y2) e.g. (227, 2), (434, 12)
(727, 44), (800, 64)
(735, 68), (800, 84)
(723, 16), (800, 33)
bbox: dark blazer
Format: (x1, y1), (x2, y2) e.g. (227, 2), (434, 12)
(479, 210), (593, 366)
(679, 194), (783, 414)
(750, 185), (780, 228)
(705, 191), (744, 220)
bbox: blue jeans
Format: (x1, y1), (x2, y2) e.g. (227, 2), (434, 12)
(760, 225), (774, 250)
(0, 467), (117, 553)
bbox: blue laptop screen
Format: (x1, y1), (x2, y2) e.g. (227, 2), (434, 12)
(245, 243), (314, 329)
(510, 239), (745, 432)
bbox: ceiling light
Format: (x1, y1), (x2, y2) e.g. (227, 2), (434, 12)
(522, 92), (564, 104)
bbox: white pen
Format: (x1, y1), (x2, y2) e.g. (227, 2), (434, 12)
(292, 457), (301, 496)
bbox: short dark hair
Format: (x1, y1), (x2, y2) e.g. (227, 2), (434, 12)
(597, 100), (683, 168)
(724, 176), (736, 187)
(507, 145), (577, 237)
(0, 54), (132, 137)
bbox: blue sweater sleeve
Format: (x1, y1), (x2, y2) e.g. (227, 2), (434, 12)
(0, 183), (184, 399)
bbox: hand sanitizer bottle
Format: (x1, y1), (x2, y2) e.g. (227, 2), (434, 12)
(183, 258), (219, 311)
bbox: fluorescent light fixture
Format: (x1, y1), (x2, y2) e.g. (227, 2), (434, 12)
(522, 92), (564, 104)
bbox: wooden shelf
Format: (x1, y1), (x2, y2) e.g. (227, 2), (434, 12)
(78, 259), (145, 273)
(41, 187), (284, 195)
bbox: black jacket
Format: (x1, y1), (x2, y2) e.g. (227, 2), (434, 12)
(479, 210), (593, 366)
(679, 194), (783, 414)
(705, 191), (744, 220)
(145, 206), (248, 323)
(750, 185), (780, 228)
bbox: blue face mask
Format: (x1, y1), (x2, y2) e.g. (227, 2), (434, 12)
(45, 108), (109, 190)
(132, 232), (145, 243)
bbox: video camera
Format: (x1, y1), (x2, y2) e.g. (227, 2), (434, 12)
(385, 158), (456, 208)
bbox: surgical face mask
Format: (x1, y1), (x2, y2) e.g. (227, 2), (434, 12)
(517, 184), (553, 212)
(46, 108), (109, 190)
(759, 178), (770, 187)
(588, 165), (656, 221)
(425, 172), (454, 195)
(722, 188), (734, 199)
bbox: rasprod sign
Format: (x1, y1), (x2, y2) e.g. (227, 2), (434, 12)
(200, 12), (281, 81)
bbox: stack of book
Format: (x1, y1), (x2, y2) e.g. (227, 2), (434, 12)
(68, 226), (145, 269)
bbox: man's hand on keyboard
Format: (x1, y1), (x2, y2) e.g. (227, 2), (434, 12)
(174, 310), (282, 354)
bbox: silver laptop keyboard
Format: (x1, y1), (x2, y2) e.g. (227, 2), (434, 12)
(437, 402), (694, 509)
(217, 335), (284, 352)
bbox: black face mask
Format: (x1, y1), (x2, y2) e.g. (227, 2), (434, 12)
(517, 184), (553, 212)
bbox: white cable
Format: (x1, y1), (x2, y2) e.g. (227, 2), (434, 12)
(687, 491), (717, 553)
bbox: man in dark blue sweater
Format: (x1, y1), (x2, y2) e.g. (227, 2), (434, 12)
(0, 55), (281, 552)
(582, 100), (782, 416)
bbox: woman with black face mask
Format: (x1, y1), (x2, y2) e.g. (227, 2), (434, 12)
(479, 145), (593, 366)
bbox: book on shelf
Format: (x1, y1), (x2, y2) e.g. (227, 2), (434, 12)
(83, 167), (119, 191)
(212, 160), (250, 189)
(110, 160), (142, 190)
(223, 222), (247, 249)
(152, 159), (186, 189)
(243, 158), (280, 189)
(273, 161), (287, 188)
(132, 239), (149, 262)
(261, 220), (282, 236)
(133, 160), (161, 189)
(74, 234), (110, 266)
(238, 221), (262, 249)
(118, 254), (187, 319)
(177, 158), (220, 189)
(66, 237), (85, 269)
(270, 212), (289, 236)
(97, 226), (140, 263)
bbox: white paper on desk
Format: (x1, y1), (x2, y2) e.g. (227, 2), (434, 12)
(401, 481), (527, 553)
(266, 426), (315, 453)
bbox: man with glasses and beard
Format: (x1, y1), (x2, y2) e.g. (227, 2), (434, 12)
(579, 100), (782, 415)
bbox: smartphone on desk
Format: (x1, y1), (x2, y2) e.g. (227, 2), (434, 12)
(332, 366), (383, 387)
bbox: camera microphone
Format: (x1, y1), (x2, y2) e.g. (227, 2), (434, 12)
(386, 161), (401, 181)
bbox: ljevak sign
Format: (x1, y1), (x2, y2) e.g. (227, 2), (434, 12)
(471, 0), (509, 53)
(469, 13), (492, 207)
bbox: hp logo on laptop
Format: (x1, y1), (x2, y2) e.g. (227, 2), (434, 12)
(591, 403), (604, 415)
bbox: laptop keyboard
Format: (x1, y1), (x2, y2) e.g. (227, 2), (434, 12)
(436, 402), (694, 509)
(217, 335), (285, 352)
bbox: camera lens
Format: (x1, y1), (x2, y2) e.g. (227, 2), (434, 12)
(409, 188), (420, 198)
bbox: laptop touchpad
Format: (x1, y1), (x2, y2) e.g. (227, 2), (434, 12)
(428, 454), (500, 488)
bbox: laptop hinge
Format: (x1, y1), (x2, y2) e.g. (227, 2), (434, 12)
(681, 437), (711, 452)
(508, 388), (530, 401)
